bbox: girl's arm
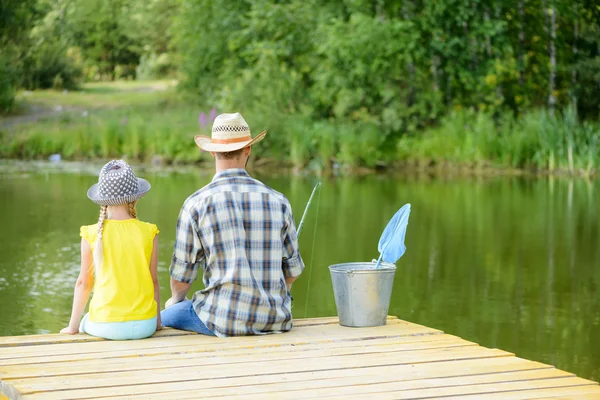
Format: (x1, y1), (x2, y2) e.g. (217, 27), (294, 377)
(61, 239), (94, 334)
(150, 235), (162, 331)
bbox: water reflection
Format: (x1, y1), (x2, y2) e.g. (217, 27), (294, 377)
(0, 168), (598, 381)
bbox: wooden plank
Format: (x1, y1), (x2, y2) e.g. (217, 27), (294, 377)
(0, 324), (448, 366)
(2, 316), (596, 400)
(0, 328), (194, 348)
(104, 368), (574, 400)
(296, 377), (598, 400)
(0, 319), (436, 361)
(0, 316), (399, 348)
(293, 315), (398, 327)
(25, 357), (553, 400)
(2, 337), (475, 379)
(1, 332), (460, 371)
(535, 392), (600, 400)
(8, 347), (512, 395)
(436, 384), (600, 399)
(0, 318), (407, 358)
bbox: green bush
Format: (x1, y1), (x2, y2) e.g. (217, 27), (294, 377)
(22, 43), (82, 90)
(0, 52), (18, 112)
(136, 53), (174, 80)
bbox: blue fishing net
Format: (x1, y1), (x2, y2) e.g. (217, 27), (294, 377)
(376, 203), (411, 266)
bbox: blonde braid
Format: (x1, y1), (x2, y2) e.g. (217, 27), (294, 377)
(128, 202), (137, 219)
(93, 205), (108, 275)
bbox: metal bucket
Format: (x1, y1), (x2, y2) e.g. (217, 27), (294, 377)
(329, 262), (396, 327)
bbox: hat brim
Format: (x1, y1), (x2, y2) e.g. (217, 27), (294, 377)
(87, 178), (151, 206)
(194, 130), (267, 153)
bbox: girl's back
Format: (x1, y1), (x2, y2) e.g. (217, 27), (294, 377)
(81, 219), (159, 323)
(61, 160), (161, 340)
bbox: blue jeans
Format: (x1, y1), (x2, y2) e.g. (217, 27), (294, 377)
(80, 313), (157, 340)
(160, 300), (215, 336)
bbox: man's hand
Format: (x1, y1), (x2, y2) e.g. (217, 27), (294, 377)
(165, 296), (188, 309)
(169, 277), (192, 306)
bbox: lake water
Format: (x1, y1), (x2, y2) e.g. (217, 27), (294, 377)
(0, 163), (598, 381)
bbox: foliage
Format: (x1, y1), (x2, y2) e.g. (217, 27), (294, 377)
(1, 82), (597, 176)
(0, 104), (200, 163)
(397, 107), (600, 175)
(168, 0), (599, 172)
(2, 0), (600, 172)
(136, 53), (175, 81)
(0, 0), (38, 111)
(0, 51), (18, 112)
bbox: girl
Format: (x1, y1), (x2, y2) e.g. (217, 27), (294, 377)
(61, 160), (161, 340)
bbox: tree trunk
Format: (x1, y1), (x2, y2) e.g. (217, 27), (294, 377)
(549, 1), (557, 112)
(463, 20), (478, 71)
(402, 3), (416, 107)
(432, 55), (440, 92)
(572, 2), (578, 105)
(547, 0), (557, 114)
(484, 9), (493, 57)
(518, 0), (526, 86)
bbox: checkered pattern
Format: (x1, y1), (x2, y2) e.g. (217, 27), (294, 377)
(87, 160), (150, 206)
(212, 125), (250, 133)
(170, 169), (304, 337)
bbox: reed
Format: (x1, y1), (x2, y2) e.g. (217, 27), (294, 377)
(2, 89), (598, 176)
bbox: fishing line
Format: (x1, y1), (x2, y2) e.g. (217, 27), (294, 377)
(303, 184), (321, 318)
(297, 182), (322, 238)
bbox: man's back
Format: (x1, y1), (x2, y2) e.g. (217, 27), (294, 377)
(170, 168), (304, 337)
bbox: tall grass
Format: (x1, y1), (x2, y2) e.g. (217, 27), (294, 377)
(398, 107), (599, 175)
(1, 98), (598, 176)
(0, 106), (203, 163)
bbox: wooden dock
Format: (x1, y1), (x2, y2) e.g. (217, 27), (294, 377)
(1, 316), (598, 400)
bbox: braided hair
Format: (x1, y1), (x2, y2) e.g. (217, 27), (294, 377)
(128, 202), (137, 219)
(92, 205), (108, 275)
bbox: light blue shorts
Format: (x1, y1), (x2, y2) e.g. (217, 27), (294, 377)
(80, 313), (157, 340)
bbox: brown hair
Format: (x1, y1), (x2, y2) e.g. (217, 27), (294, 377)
(93, 205), (108, 275)
(128, 202), (137, 219)
(215, 148), (245, 160)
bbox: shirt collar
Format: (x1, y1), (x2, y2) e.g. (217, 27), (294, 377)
(212, 168), (250, 182)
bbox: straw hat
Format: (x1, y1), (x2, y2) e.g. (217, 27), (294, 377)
(194, 112), (266, 152)
(87, 160), (151, 206)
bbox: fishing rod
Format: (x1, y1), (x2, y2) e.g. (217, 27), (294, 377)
(297, 182), (322, 238)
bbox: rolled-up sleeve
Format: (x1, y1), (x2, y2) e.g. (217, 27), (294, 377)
(170, 206), (205, 283)
(282, 203), (304, 279)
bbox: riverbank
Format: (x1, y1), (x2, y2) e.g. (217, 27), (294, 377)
(1, 81), (598, 177)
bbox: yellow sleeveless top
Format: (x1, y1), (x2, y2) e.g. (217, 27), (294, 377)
(80, 219), (159, 323)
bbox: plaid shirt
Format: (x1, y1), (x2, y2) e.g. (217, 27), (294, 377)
(170, 168), (304, 337)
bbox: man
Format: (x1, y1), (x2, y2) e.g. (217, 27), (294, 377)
(161, 112), (304, 337)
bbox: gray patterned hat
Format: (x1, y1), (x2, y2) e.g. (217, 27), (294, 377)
(87, 160), (151, 206)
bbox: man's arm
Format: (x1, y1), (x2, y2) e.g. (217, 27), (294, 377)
(282, 201), (305, 291)
(170, 277), (191, 303)
(285, 276), (298, 291)
(167, 206), (205, 307)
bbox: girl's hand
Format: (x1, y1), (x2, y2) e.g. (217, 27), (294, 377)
(60, 326), (79, 335)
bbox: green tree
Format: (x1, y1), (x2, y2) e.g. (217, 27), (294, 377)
(0, 0), (38, 111)
(68, 0), (142, 80)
